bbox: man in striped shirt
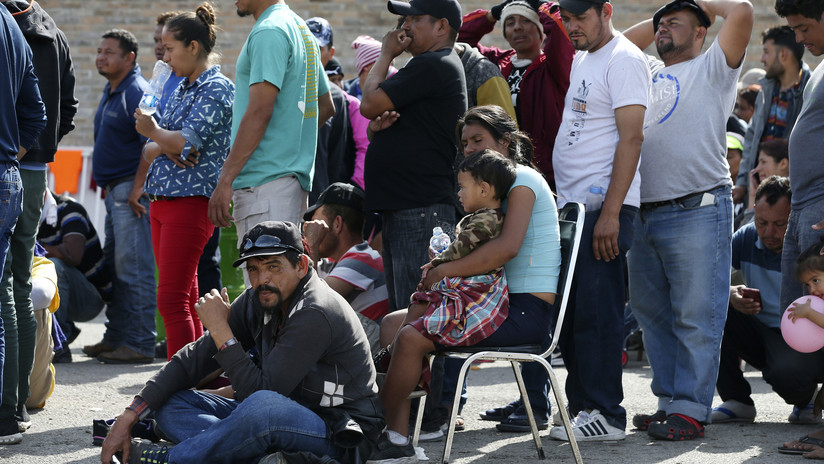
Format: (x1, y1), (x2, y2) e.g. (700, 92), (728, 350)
(303, 182), (389, 354)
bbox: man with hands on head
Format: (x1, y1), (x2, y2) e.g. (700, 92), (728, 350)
(100, 221), (383, 464)
(622, 0), (753, 440)
(458, 0), (573, 187)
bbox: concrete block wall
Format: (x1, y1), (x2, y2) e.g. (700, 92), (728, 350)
(36, 0), (820, 148)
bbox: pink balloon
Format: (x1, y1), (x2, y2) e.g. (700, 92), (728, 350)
(782, 295), (824, 353)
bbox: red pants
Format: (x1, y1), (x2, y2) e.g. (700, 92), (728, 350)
(150, 196), (213, 360)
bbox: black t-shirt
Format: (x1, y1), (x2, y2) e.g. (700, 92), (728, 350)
(37, 193), (113, 302)
(507, 63), (530, 124)
(364, 48), (467, 212)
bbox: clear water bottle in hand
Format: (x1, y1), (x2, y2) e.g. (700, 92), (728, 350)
(429, 226), (451, 257)
(138, 60), (173, 116)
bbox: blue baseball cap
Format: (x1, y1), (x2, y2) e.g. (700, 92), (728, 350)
(306, 17), (333, 47)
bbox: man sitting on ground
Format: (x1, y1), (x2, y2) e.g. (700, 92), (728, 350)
(101, 221), (383, 464)
(303, 182), (389, 355)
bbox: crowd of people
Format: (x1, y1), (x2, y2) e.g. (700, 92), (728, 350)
(3, 0), (824, 462)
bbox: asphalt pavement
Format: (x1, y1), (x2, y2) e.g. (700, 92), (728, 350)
(0, 313), (820, 464)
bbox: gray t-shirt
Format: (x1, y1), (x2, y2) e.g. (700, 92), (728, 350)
(640, 38), (741, 202)
(789, 63), (824, 209)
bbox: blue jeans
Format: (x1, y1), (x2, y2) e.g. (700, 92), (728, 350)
(382, 204), (455, 429)
(154, 390), (339, 464)
(780, 198), (824, 310)
(629, 185), (732, 423)
(0, 163), (23, 407)
(102, 182), (156, 357)
(474, 293), (556, 418)
(559, 205), (637, 429)
(381, 204), (455, 312)
(51, 258), (105, 337)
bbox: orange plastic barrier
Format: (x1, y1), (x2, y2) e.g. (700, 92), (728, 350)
(50, 149), (84, 194)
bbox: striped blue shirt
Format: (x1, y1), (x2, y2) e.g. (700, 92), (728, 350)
(732, 222), (782, 328)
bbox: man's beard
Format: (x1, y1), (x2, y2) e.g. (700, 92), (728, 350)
(764, 60), (783, 80)
(254, 284), (282, 317)
(656, 39), (690, 61)
(237, 7), (251, 17)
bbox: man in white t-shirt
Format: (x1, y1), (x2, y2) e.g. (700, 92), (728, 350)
(302, 182), (389, 355)
(548, 0), (649, 443)
(622, 0), (753, 441)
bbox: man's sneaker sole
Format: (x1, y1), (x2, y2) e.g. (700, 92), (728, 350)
(365, 456), (418, 464)
(632, 410), (666, 431)
(647, 414), (704, 441)
(0, 431), (22, 445)
(417, 428), (444, 442)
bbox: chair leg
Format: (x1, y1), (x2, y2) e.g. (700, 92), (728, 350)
(412, 393), (426, 447)
(512, 361), (545, 460)
(540, 359), (582, 464)
(441, 354), (480, 464)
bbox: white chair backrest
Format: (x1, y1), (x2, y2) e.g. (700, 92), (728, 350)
(542, 202), (584, 358)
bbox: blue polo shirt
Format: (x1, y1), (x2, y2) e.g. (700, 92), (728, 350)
(732, 222), (782, 328)
(92, 64), (148, 187)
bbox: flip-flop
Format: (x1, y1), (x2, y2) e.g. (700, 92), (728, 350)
(778, 435), (824, 455)
(455, 415), (465, 432)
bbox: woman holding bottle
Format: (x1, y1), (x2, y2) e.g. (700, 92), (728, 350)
(134, 2), (234, 360)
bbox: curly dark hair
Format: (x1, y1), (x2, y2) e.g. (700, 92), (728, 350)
(775, 0), (824, 21)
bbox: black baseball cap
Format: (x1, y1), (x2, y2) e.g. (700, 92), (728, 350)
(387, 0), (462, 32)
(233, 221), (304, 267)
(558, 0), (608, 15)
(303, 182), (365, 221)
(653, 0), (712, 33)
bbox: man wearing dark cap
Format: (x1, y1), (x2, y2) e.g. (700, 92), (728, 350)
(303, 183), (389, 355)
(621, 0), (753, 440)
(100, 221), (383, 464)
(360, 0), (466, 317)
(545, 0), (650, 442)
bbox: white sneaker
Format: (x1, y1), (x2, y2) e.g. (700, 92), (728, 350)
(552, 406), (570, 426)
(549, 409), (626, 442)
(711, 399), (756, 423)
(550, 349), (565, 367)
(417, 428), (443, 442)
(789, 403), (823, 425)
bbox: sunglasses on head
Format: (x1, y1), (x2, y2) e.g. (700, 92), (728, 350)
(241, 234), (301, 254)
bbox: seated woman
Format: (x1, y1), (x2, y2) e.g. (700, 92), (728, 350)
(133, 3), (235, 360)
(371, 105), (561, 461)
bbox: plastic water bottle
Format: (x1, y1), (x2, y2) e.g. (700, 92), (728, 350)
(586, 185), (604, 212)
(138, 60), (173, 116)
(429, 227), (451, 256)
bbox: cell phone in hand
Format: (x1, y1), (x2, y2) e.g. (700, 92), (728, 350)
(741, 288), (762, 305)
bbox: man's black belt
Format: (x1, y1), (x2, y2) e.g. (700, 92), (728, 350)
(641, 189), (713, 210)
(147, 193), (177, 202)
(103, 176), (135, 193)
